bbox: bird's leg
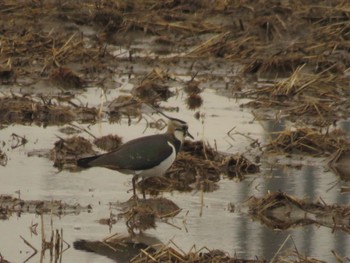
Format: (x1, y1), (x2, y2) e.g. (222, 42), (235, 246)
(142, 179), (146, 199)
(132, 175), (138, 197)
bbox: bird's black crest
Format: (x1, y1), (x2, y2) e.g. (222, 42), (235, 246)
(169, 117), (187, 124)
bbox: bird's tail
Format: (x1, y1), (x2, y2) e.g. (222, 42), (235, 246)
(76, 155), (100, 168)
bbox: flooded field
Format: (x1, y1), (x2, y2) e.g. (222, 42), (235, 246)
(1, 1), (350, 263)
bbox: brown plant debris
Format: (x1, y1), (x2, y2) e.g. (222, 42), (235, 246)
(133, 81), (173, 105)
(93, 9), (123, 33)
(243, 67), (349, 126)
(131, 241), (266, 263)
(1, 1), (350, 85)
(245, 192), (350, 234)
(50, 136), (96, 171)
(0, 93), (103, 125)
(184, 80), (202, 94)
(140, 68), (175, 83)
(50, 67), (85, 89)
(225, 154), (260, 179)
(115, 197), (181, 234)
(94, 134), (123, 152)
(140, 140), (259, 195)
(0, 194), (92, 217)
(1, 1), (350, 129)
(266, 126), (350, 156)
(108, 95), (142, 122)
(182, 140), (221, 161)
(0, 94), (76, 125)
(186, 93), (203, 110)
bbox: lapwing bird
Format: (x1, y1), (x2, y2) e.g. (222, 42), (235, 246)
(77, 117), (194, 198)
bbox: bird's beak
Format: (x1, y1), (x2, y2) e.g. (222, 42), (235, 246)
(186, 131), (194, 140)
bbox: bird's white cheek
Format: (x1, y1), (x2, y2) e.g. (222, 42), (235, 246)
(174, 130), (185, 142)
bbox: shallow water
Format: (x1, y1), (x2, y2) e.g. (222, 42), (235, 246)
(0, 86), (349, 262)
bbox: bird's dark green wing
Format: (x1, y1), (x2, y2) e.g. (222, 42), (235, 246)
(87, 134), (174, 171)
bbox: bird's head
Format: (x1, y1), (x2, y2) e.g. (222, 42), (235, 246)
(167, 117), (194, 142)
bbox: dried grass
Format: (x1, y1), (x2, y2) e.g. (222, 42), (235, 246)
(1, 0), (349, 83)
(266, 126), (350, 156)
(141, 140), (259, 194)
(0, 92), (101, 125)
(244, 64), (350, 126)
(117, 197), (181, 234)
(131, 240), (265, 263)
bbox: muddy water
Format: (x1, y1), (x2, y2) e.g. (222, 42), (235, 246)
(0, 87), (349, 262)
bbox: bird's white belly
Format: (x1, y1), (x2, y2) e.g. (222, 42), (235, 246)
(136, 141), (176, 179)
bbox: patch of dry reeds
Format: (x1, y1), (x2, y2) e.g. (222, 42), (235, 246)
(244, 63), (350, 126)
(131, 240), (265, 263)
(140, 140), (259, 194)
(266, 126), (350, 156)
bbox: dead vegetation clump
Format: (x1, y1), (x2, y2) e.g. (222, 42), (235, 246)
(184, 80), (201, 94)
(139, 151), (218, 194)
(133, 81), (173, 106)
(93, 9), (124, 33)
(266, 126), (350, 156)
(245, 191), (350, 233)
(225, 154), (260, 179)
(140, 140), (259, 194)
(165, 151), (221, 191)
(131, 242), (265, 263)
(0, 1), (119, 87)
(0, 94), (76, 125)
(181, 140), (220, 161)
(116, 197), (181, 234)
(108, 95), (142, 122)
(182, 140), (260, 179)
(1, 0), (350, 131)
(0, 24), (90, 79)
(50, 136), (96, 170)
(186, 93), (203, 110)
(244, 65), (349, 126)
(94, 134), (123, 152)
(239, 3), (350, 74)
(1, 0), (350, 86)
(50, 67), (85, 89)
(184, 80), (203, 110)
(0, 92), (103, 125)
